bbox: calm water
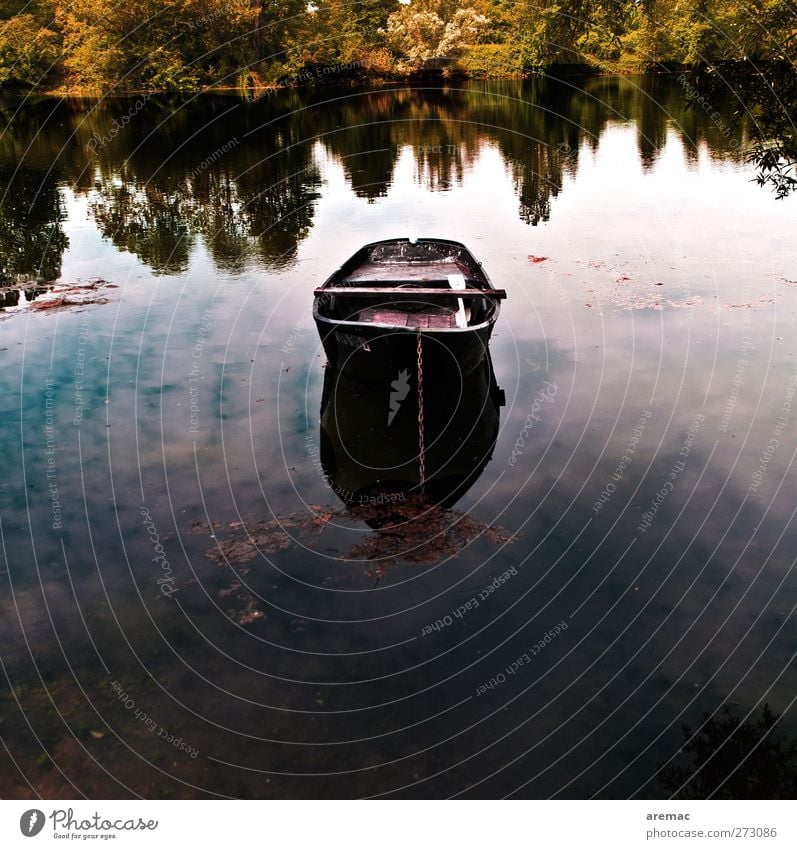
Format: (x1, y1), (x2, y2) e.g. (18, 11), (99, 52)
(1, 77), (796, 799)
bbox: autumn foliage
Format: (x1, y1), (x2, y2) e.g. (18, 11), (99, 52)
(0, 0), (794, 93)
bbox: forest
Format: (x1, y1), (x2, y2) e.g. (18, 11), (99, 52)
(0, 0), (794, 93)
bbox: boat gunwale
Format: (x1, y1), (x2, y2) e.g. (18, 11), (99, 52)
(313, 237), (501, 333)
(311, 305), (498, 335)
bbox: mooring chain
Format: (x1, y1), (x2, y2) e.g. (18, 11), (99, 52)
(416, 330), (426, 498)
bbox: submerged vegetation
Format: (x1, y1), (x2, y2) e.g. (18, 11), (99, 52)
(0, 0), (794, 93)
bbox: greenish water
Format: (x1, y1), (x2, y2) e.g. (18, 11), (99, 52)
(1, 76), (796, 798)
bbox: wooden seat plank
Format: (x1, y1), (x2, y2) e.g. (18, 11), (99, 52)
(315, 286), (506, 300)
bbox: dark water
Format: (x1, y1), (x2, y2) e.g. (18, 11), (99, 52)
(1, 77), (796, 799)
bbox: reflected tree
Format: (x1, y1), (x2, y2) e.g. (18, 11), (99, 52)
(0, 78), (773, 282)
(235, 116), (321, 267)
(320, 79), (591, 223)
(318, 91), (406, 201)
(737, 62), (796, 200)
(468, 78), (588, 223)
(683, 61), (796, 198)
(634, 77), (670, 169)
(658, 703), (797, 799)
(89, 178), (196, 275)
(0, 165), (68, 283)
(80, 96), (322, 272)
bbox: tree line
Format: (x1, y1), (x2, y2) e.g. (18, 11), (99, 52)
(0, 0), (794, 93)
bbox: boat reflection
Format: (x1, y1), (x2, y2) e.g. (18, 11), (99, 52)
(319, 345), (505, 510)
(196, 347), (511, 575)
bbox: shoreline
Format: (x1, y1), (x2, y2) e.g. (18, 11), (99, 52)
(0, 64), (745, 99)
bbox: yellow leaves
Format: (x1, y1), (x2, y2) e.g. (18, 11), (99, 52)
(0, 13), (59, 86)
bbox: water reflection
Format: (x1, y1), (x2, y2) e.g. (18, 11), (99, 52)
(0, 165), (67, 284)
(658, 703), (797, 800)
(85, 106), (323, 273)
(0, 76), (749, 289)
(199, 352), (508, 576)
(2, 75), (794, 800)
(320, 351), (504, 507)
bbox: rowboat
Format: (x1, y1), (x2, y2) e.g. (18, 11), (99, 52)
(313, 238), (505, 381)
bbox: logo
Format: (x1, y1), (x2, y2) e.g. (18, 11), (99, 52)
(388, 369), (411, 425)
(20, 810), (45, 837)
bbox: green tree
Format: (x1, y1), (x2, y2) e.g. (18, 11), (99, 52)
(306, 0), (398, 65)
(504, 0), (598, 68)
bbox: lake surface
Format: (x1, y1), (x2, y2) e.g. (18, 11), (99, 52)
(1, 76), (796, 799)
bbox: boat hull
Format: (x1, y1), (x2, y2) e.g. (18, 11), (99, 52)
(314, 316), (494, 383)
(313, 237), (502, 384)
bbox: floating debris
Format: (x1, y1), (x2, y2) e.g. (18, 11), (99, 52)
(346, 498), (516, 570)
(194, 497), (515, 572)
(27, 279), (118, 312)
(722, 294), (776, 310)
(579, 260), (702, 311)
(226, 593), (265, 625)
(765, 272), (797, 290)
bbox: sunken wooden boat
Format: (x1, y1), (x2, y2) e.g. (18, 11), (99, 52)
(313, 238), (505, 380)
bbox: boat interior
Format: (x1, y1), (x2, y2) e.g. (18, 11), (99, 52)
(318, 241), (498, 329)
